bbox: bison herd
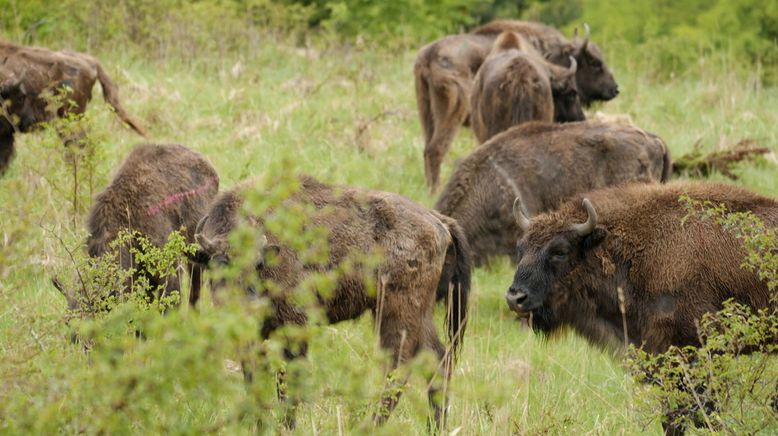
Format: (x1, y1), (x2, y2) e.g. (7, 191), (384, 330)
(2, 19), (775, 435)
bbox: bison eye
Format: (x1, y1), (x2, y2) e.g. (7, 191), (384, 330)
(549, 249), (569, 261)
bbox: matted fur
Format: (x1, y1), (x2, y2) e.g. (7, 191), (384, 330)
(435, 121), (670, 266)
(193, 175), (471, 426)
(0, 40), (146, 173)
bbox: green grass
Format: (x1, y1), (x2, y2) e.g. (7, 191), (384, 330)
(0, 35), (776, 435)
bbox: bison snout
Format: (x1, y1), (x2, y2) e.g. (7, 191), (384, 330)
(505, 287), (529, 312)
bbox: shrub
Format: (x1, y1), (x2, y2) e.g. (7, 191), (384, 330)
(627, 197), (778, 433)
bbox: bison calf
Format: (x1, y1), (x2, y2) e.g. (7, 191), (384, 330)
(471, 31), (583, 144)
(0, 41), (146, 174)
(436, 121), (670, 267)
(54, 144), (218, 308)
(415, 21), (616, 192)
(471, 20), (619, 105)
(192, 175), (470, 428)
(506, 181), (777, 435)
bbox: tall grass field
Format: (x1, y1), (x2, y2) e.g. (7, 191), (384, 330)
(1, 7), (777, 434)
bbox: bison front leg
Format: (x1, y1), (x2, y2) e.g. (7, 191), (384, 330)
(0, 132), (15, 175)
(188, 262), (202, 306)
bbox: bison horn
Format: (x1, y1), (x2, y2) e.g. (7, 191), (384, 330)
(513, 197), (531, 232)
(580, 23), (590, 52)
(567, 56), (578, 76)
(194, 215), (214, 251)
(572, 198), (597, 236)
(195, 214), (209, 235)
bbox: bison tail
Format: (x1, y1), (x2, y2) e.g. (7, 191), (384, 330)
(95, 62), (147, 137)
(414, 58), (435, 148)
(437, 219), (472, 359)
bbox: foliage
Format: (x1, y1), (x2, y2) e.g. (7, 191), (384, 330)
(580, 0), (778, 81)
(626, 199), (778, 433)
(1, 1), (777, 433)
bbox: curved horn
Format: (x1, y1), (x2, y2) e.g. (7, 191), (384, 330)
(513, 197), (531, 232)
(580, 23), (590, 52)
(195, 214), (208, 235)
(567, 56), (578, 76)
(572, 198), (597, 236)
(194, 215), (214, 251)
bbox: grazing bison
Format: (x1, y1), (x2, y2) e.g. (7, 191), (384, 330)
(53, 144), (219, 308)
(506, 181), (778, 435)
(435, 121), (670, 267)
(470, 31), (583, 144)
(415, 21), (616, 191)
(471, 20), (619, 106)
(0, 41), (146, 174)
(192, 175), (471, 428)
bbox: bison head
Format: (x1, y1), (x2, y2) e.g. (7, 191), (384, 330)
(550, 56), (585, 123)
(571, 24), (619, 106)
(505, 197), (607, 333)
(192, 214), (280, 299)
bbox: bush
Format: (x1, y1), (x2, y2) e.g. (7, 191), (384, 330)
(627, 197), (778, 433)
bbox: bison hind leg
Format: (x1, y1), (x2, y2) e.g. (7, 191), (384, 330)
(422, 321), (450, 432)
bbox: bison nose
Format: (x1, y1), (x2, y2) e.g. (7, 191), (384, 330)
(613, 86), (620, 96)
(505, 287), (528, 310)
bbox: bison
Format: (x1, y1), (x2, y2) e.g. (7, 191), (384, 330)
(53, 144), (219, 309)
(435, 121), (670, 267)
(506, 181), (778, 435)
(415, 21), (616, 191)
(0, 41), (147, 174)
(470, 31), (583, 144)
(191, 175), (471, 428)
(471, 20), (619, 105)
(414, 33), (495, 191)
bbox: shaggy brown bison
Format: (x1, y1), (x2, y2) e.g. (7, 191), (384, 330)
(506, 181), (778, 435)
(192, 175), (471, 428)
(471, 20), (619, 105)
(0, 41), (146, 174)
(435, 121), (670, 267)
(415, 21), (616, 191)
(53, 144), (219, 308)
(470, 31), (583, 144)
(414, 33), (494, 191)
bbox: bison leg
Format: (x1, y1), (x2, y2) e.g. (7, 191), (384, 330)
(424, 80), (470, 193)
(373, 311), (424, 425)
(188, 263), (202, 306)
(422, 320), (450, 431)
(0, 133), (15, 175)
(276, 342), (308, 430)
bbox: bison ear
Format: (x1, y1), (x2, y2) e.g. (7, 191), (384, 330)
(581, 227), (608, 251)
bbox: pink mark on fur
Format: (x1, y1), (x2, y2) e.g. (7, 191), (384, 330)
(146, 177), (217, 216)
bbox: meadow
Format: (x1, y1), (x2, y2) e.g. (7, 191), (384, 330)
(1, 25), (777, 435)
